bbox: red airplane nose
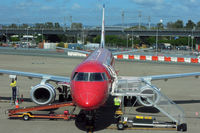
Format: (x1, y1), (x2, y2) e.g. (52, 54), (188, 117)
(75, 92), (102, 110)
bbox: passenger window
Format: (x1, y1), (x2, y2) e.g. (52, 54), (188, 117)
(90, 73), (103, 81)
(75, 73), (89, 81)
(102, 73), (108, 80)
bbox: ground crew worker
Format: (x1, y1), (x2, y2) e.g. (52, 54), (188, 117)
(10, 79), (17, 103)
(114, 96), (121, 108)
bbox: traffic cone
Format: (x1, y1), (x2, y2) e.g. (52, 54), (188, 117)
(15, 99), (19, 108)
(196, 112), (199, 116)
(20, 94), (24, 103)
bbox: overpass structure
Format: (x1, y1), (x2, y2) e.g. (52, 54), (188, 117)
(0, 28), (200, 37)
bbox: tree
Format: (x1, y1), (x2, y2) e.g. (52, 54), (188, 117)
(57, 35), (69, 42)
(167, 20), (184, 29)
(167, 22), (174, 29)
(128, 25), (147, 30)
(10, 36), (20, 42)
(93, 35), (100, 43)
(92, 35), (138, 47)
(71, 23), (82, 30)
(20, 23), (29, 28)
(35, 34), (45, 43)
(54, 22), (61, 28)
(174, 20), (183, 28)
(157, 22), (164, 29)
(145, 37), (156, 45)
(35, 23), (45, 29)
(197, 21), (200, 29)
(9, 24), (17, 28)
(57, 42), (65, 47)
(185, 20), (196, 29)
(45, 22), (54, 29)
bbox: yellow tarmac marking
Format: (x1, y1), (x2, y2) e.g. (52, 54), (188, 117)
(0, 100), (10, 103)
(107, 126), (176, 131)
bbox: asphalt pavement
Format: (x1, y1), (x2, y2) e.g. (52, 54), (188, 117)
(0, 54), (200, 133)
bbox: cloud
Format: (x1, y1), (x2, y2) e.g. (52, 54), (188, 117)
(189, 0), (196, 3)
(131, 0), (165, 11)
(40, 6), (54, 11)
(132, 0), (164, 6)
(176, 0), (200, 7)
(15, 0), (40, 10)
(71, 3), (81, 10)
(44, 0), (70, 2)
(96, 4), (103, 10)
(44, 0), (54, 2)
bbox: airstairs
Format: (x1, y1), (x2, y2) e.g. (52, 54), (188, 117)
(111, 77), (185, 125)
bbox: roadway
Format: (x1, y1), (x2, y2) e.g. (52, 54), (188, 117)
(0, 54), (200, 133)
(0, 47), (199, 63)
(1, 28), (200, 37)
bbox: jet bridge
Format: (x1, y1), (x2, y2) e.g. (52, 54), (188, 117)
(111, 77), (187, 131)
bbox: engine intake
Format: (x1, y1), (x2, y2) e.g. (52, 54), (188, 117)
(30, 83), (56, 105)
(137, 85), (160, 107)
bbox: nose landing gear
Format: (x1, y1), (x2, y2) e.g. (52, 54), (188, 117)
(76, 110), (96, 133)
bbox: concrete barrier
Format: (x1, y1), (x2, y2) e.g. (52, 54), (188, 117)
(67, 52), (199, 64)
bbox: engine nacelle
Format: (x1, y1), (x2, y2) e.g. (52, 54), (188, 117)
(137, 85), (160, 107)
(30, 83), (56, 105)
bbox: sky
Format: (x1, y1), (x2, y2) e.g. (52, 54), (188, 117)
(0, 0), (200, 26)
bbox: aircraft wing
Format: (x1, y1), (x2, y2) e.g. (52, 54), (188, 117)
(114, 72), (200, 97)
(112, 48), (152, 56)
(56, 47), (91, 55)
(0, 69), (70, 83)
(141, 72), (200, 81)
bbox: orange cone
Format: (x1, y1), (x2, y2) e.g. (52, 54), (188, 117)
(15, 100), (19, 108)
(196, 112), (199, 116)
(21, 94), (24, 103)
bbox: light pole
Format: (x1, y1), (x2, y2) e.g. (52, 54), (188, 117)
(132, 29), (133, 49)
(77, 33), (79, 43)
(127, 34), (129, 49)
(188, 35), (191, 49)
(122, 10), (124, 30)
(42, 28), (44, 42)
(191, 27), (195, 52)
(156, 19), (163, 55)
(26, 28), (28, 44)
(70, 16), (72, 29)
(191, 36), (194, 52)
(156, 27), (158, 55)
(138, 11), (141, 29)
(148, 16), (151, 29)
(6, 28), (8, 44)
(26, 27), (31, 47)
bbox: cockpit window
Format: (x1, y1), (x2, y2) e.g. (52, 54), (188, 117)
(74, 72), (105, 82)
(102, 73), (108, 80)
(75, 72), (89, 81)
(90, 73), (103, 81)
(72, 72), (78, 80)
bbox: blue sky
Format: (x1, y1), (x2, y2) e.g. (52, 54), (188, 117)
(1, 0), (200, 26)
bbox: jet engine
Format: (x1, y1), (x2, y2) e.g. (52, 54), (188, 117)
(137, 85), (160, 107)
(30, 83), (56, 105)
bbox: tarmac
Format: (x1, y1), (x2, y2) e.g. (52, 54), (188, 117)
(0, 54), (200, 133)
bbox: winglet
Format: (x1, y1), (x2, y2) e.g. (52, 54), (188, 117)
(100, 4), (105, 48)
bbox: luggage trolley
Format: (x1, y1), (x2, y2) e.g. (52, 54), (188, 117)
(8, 102), (76, 121)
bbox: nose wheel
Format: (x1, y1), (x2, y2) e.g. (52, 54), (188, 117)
(85, 115), (95, 133)
(86, 124), (94, 133)
(76, 110), (96, 133)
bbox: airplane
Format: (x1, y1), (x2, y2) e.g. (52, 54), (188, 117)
(0, 5), (200, 131)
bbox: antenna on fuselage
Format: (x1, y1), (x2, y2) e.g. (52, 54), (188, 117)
(100, 4), (105, 48)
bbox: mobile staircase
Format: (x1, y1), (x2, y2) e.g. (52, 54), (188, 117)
(111, 77), (187, 131)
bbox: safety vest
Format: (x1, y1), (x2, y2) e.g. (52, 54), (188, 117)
(114, 97), (121, 106)
(10, 81), (16, 87)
